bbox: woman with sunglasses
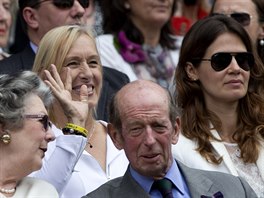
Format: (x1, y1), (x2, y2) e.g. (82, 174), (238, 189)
(211, 0), (264, 65)
(172, 15), (264, 197)
(0, 71), (58, 197)
(31, 25), (129, 198)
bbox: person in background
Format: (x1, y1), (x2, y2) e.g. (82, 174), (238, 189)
(84, 0), (103, 35)
(211, 0), (264, 65)
(83, 79), (257, 198)
(172, 15), (264, 197)
(0, 0), (88, 72)
(0, 71), (58, 197)
(0, 0), (15, 60)
(96, 0), (179, 88)
(172, 0), (211, 36)
(31, 25), (129, 198)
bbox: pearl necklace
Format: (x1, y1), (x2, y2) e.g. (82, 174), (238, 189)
(0, 187), (16, 194)
(87, 122), (95, 148)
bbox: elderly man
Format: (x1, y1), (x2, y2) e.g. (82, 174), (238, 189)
(82, 80), (257, 198)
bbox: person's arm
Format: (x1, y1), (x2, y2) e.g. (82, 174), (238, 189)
(31, 126), (86, 194)
(32, 64), (90, 194)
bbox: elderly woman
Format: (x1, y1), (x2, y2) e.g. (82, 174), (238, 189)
(0, 71), (58, 197)
(31, 25), (128, 198)
(96, 0), (179, 88)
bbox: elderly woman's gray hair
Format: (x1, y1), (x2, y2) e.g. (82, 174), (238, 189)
(0, 71), (53, 130)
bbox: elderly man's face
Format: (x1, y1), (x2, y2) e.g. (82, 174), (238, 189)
(113, 81), (179, 179)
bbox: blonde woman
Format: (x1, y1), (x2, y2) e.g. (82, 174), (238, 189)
(32, 25), (128, 198)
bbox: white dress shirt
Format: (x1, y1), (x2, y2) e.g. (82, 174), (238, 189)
(32, 121), (129, 198)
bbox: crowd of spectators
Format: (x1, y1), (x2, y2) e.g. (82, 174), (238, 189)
(0, 0), (263, 197)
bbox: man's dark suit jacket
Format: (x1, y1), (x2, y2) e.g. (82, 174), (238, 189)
(0, 44), (129, 121)
(83, 161), (257, 198)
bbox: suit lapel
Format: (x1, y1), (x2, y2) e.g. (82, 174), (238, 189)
(257, 141), (264, 179)
(177, 161), (216, 197)
(21, 45), (35, 70)
(119, 169), (150, 198)
(210, 129), (238, 176)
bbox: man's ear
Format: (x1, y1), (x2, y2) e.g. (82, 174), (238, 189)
(185, 62), (198, 81)
(171, 117), (180, 145)
(107, 124), (124, 150)
(22, 7), (39, 29)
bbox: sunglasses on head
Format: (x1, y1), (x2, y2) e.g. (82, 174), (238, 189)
(212, 13), (251, 26)
(195, 52), (254, 72)
(24, 114), (52, 132)
(31, 0), (89, 9)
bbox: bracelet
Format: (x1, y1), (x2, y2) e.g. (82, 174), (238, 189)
(62, 127), (87, 137)
(62, 123), (88, 137)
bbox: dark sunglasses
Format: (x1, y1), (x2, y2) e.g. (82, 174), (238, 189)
(24, 114), (52, 132)
(31, 0), (89, 9)
(195, 52), (254, 72)
(212, 13), (251, 26)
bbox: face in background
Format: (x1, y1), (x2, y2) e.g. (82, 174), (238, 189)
(126, 0), (174, 30)
(60, 34), (102, 109)
(24, 0), (87, 44)
(84, 0), (95, 26)
(0, 0), (12, 48)
(6, 94), (54, 176)
(212, 0), (262, 45)
(186, 32), (250, 108)
(111, 81), (179, 179)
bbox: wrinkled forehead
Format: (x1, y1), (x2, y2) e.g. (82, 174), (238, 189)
(117, 81), (169, 113)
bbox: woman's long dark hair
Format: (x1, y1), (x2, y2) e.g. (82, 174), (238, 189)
(175, 15), (264, 164)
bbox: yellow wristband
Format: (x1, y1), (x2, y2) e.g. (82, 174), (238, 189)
(65, 123), (88, 137)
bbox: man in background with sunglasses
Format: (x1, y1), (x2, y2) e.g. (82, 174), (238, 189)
(0, 0), (130, 122)
(0, 0), (89, 74)
(210, 0), (264, 65)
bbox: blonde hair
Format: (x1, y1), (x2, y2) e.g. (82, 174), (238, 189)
(32, 25), (102, 126)
(33, 25), (101, 75)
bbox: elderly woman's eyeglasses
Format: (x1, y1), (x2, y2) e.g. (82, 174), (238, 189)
(194, 52), (254, 72)
(212, 13), (252, 26)
(31, 0), (89, 9)
(24, 114), (52, 132)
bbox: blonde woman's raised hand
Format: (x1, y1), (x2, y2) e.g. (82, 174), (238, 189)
(44, 64), (89, 127)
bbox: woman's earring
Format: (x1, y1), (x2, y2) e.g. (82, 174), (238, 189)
(260, 39), (264, 46)
(1, 131), (11, 144)
(124, 2), (130, 9)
